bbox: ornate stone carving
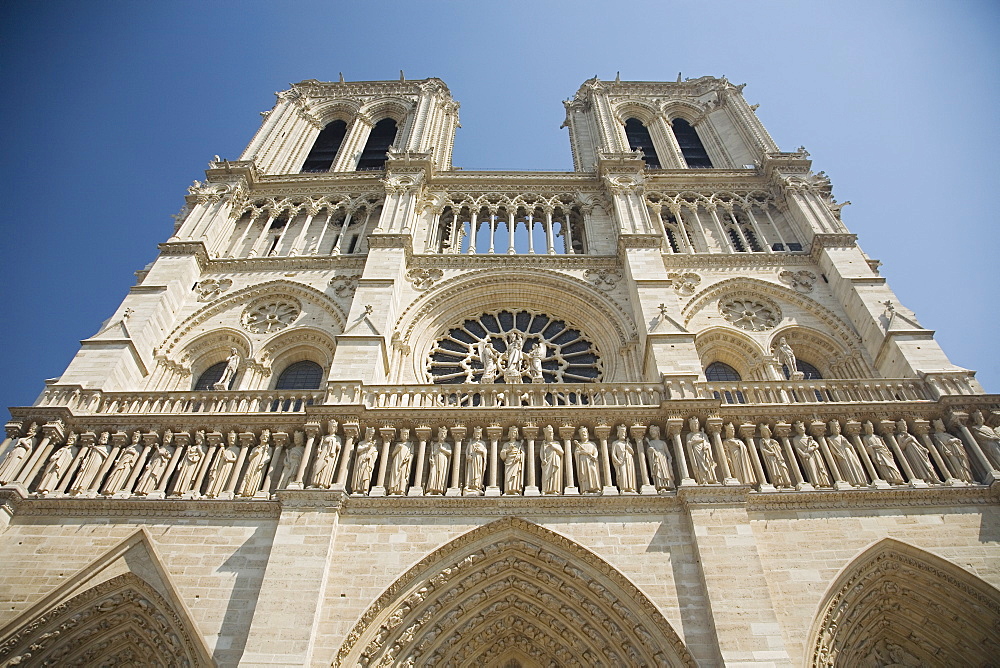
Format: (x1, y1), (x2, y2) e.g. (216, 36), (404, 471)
(500, 426), (524, 496)
(194, 277), (233, 301)
(862, 421), (904, 484)
(722, 422), (753, 485)
(0, 423), (36, 484)
(758, 424), (791, 487)
(388, 428), (414, 495)
(778, 269), (817, 293)
(610, 425), (637, 493)
(573, 426), (601, 494)
(464, 427), (487, 495)
(686, 417), (718, 484)
(405, 268), (443, 291)
(645, 424), (674, 491)
(667, 271), (701, 295)
(330, 273), (361, 298)
(541, 425), (564, 495)
(352, 427), (378, 494)
(720, 297), (780, 331)
(242, 298), (301, 334)
(584, 268), (623, 290)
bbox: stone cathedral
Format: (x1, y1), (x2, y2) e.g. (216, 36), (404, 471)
(0, 74), (998, 668)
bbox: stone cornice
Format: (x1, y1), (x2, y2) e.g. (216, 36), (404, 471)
(746, 484), (997, 511)
(661, 251), (814, 269)
(0, 488), (281, 519)
(207, 255), (366, 272)
(409, 253), (619, 270)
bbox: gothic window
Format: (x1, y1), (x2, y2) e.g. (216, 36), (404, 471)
(672, 118), (713, 168)
(783, 360), (823, 380)
(624, 118), (661, 168)
(428, 310), (602, 384)
(275, 360), (324, 390)
(705, 362), (742, 382)
(301, 120), (348, 172)
(436, 205), (585, 255)
(356, 118), (398, 171)
(194, 362), (228, 390)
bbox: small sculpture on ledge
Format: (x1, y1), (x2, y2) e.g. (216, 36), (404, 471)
(775, 337), (803, 380)
(214, 348), (241, 390)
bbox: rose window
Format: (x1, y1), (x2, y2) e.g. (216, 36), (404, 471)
(428, 310), (602, 384)
(720, 298), (779, 331)
(242, 299), (300, 334)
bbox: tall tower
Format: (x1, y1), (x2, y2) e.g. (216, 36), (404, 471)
(0, 76), (997, 668)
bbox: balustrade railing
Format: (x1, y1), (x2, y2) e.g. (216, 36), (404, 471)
(349, 382), (667, 409)
(701, 378), (930, 405)
(36, 389), (324, 415)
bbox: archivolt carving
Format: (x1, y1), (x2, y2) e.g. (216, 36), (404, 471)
(157, 280), (347, 360)
(334, 517), (694, 667)
(808, 538), (1000, 667)
(174, 327), (252, 377)
(682, 277), (862, 352)
(257, 326), (338, 370)
(0, 572), (210, 667)
(695, 327), (768, 379)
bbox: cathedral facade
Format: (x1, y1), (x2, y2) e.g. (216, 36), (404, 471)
(0, 75), (998, 667)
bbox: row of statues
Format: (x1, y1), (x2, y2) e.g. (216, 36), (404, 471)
(1, 411), (996, 499)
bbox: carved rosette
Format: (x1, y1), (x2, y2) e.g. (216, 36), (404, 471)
(584, 268), (623, 290)
(330, 274), (361, 298)
(668, 271), (701, 295)
(194, 277), (233, 302)
(241, 298), (301, 334)
(719, 297), (780, 331)
(779, 269), (817, 293)
(406, 268), (443, 291)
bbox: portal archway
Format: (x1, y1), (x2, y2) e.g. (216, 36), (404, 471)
(335, 517), (694, 667)
(808, 538), (1000, 666)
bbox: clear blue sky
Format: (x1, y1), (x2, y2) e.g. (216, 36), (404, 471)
(1, 0), (997, 415)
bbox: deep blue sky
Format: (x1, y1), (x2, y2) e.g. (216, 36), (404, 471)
(1, 0), (997, 415)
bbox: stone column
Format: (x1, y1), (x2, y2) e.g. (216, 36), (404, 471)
(485, 425), (502, 497)
(845, 420), (886, 488)
(879, 420), (925, 487)
(774, 423), (809, 490)
(810, 421), (848, 490)
(950, 412), (998, 484)
(371, 426), (395, 497)
(629, 424), (655, 494)
(16, 422), (64, 488)
(740, 424), (771, 491)
(289, 422), (320, 489)
(593, 424), (617, 495)
(334, 423), (359, 491)
(0, 422), (21, 461)
(409, 426), (431, 496)
(913, 419), (956, 484)
(706, 418), (736, 485)
(521, 424), (539, 496)
(667, 418), (695, 486)
(224, 433), (254, 497)
(261, 432), (288, 496)
(446, 425), (466, 496)
(152, 432), (189, 498)
(56, 433), (93, 494)
(558, 424), (579, 495)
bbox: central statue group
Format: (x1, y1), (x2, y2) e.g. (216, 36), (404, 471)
(477, 331), (546, 384)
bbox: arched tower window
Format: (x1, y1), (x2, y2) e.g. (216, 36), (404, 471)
(356, 118), (398, 171)
(275, 361), (325, 390)
(672, 118), (713, 168)
(623, 118), (661, 168)
(301, 120), (347, 173)
(783, 360), (822, 380)
(194, 362), (229, 391)
(705, 362), (742, 382)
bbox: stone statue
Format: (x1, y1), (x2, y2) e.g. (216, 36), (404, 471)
(969, 410), (1000, 467)
(102, 433), (141, 495)
(527, 341), (546, 383)
(36, 432), (77, 494)
(502, 331), (525, 383)
(240, 438), (271, 496)
(862, 421), (904, 484)
(646, 424), (674, 490)
(573, 426), (601, 494)
(464, 426), (487, 494)
(477, 340), (501, 384)
(826, 420), (866, 485)
(791, 421), (830, 486)
(135, 433), (172, 495)
(610, 425), (636, 493)
(352, 427), (378, 494)
(758, 424), (791, 487)
(426, 427), (451, 495)
(0, 423), (37, 484)
(206, 436), (239, 497)
(500, 426), (524, 495)
(721, 422), (752, 485)
(72, 431), (111, 494)
(214, 348), (241, 390)
(172, 430), (206, 495)
(775, 336), (801, 379)
(896, 420), (940, 483)
(388, 428), (413, 495)
(541, 425), (563, 495)
(933, 419), (972, 483)
(686, 417), (718, 484)
(311, 419), (342, 489)
(277, 438), (301, 490)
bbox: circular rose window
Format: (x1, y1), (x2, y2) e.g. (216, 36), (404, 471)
(242, 299), (301, 334)
(428, 310), (601, 384)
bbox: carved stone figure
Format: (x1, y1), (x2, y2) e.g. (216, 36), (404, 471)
(388, 428), (413, 495)
(72, 431), (111, 493)
(541, 425), (563, 495)
(477, 340), (501, 384)
(791, 421), (830, 486)
(721, 422), (752, 484)
(135, 434), (172, 495)
(969, 410), (1000, 467)
(277, 440), (301, 490)
(686, 417), (718, 484)
(426, 427), (451, 495)
(573, 426), (601, 494)
(172, 430), (206, 495)
(500, 426), (524, 495)
(312, 419), (342, 489)
(527, 342), (546, 383)
(826, 420), (866, 485)
(862, 421), (904, 484)
(464, 427), (487, 494)
(896, 420), (940, 483)
(206, 437), (239, 497)
(758, 424), (791, 487)
(775, 336), (801, 379)
(933, 419), (972, 482)
(352, 427), (378, 494)
(102, 433), (141, 495)
(214, 348), (241, 390)
(0, 423), (37, 484)
(502, 331), (525, 383)
(610, 425), (636, 493)
(36, 432), (77, 494)
(646, 425), (674, 490)
(240, 438), (271, 496)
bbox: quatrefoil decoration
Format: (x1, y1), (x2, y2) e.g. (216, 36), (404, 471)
(719, 297), (780, 332)
(242, 298), (301, 334)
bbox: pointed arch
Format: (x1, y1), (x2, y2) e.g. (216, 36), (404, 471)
(808, 538), (1000, 667)
(334, 517), (695, 667)
(0, 529), (212, 667)
(695, 326), (769, 380)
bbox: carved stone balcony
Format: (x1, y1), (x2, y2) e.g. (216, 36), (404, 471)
(701, 378), (932, 406)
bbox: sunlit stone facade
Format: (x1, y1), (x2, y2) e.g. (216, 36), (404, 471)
(0, 75), (998, 667)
